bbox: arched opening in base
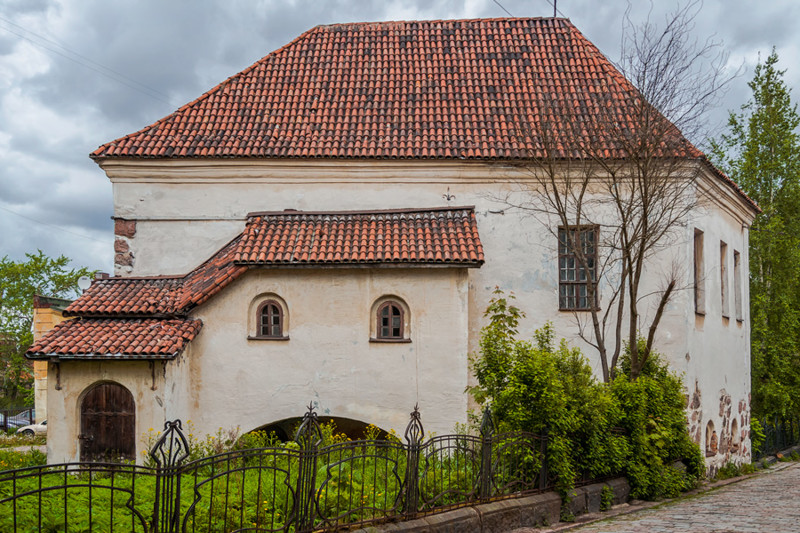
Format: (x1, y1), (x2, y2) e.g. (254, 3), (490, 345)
(248, 415), (392, 442)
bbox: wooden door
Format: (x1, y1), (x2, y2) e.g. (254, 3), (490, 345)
(80, 382), (135, 461)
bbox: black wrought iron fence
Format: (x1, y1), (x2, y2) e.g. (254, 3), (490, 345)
(754, 417), (800, 460)
(0, 405), (553, 533)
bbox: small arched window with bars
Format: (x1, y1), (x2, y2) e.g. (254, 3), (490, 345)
(257, 300), (284, 338)
(377, 301), (404, 340)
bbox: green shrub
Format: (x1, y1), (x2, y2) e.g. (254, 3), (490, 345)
(469, 290), (704, 501)
(0, 448), (46, 471)
(600, 485), (614, 511)
(749, 418), (766, 456)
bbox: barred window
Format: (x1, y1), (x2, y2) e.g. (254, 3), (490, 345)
(377, 301), (404, 339)
(558, 226), (598, 311)
(258, 300), (284, 338)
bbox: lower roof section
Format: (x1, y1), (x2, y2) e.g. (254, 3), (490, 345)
(26, 318), (202, 360)
(64, 206), (483, 319)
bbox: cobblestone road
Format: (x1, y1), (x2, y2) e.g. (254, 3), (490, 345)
(562, 463), (800, 532)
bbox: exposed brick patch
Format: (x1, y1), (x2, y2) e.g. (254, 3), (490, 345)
(114, 218), (136, 238)
(687, 380), (703, 445)
(115, 252), (134, 267)
(114, 239), (129, 253)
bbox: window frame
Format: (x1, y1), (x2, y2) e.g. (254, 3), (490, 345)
(249, 299), (289, 341)
(733, 250), (743, 322)
(720, 241), (729, 319)
(694, 229), (706, 315)
(370, 298), (412, 343)
(558, 225), (599, 311)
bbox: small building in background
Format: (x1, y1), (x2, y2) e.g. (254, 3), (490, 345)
(31, 295), (73, 423)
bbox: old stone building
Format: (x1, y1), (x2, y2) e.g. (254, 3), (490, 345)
(28, 17), (757, 469)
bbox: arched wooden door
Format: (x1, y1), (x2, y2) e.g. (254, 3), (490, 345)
(79, 382), (135, 461)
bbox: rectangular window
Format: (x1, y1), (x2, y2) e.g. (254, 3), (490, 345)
(694, 229), (705, 315)
(720, 241), (729, 318)
(733, 250), (743, 321)
(558, 226), (598, 311)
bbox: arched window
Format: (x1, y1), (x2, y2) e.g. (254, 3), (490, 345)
(377, 301), (404, 339)
(256, 300), (285, 339)
(370, 297), (411, 343)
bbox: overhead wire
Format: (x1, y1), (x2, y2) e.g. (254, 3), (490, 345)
(492, 0), (514, 17)
(0, 205), (108, 244)
(0, 16), (177, 107)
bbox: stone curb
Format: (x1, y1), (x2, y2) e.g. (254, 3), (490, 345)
(353, 480), (627, 533)
(515, 448), (800, 533)
(355, 445), (800, 533)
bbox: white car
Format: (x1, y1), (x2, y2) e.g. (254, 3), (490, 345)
(16, 420), (46, 437)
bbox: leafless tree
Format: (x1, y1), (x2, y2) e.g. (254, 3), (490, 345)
(503, 2), (732, 380)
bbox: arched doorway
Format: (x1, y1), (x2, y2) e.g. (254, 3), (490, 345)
(79, 382), (135, 461)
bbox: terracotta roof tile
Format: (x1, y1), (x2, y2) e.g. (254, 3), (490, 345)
(26, 318), (202, 359)
(60, 207), (482, 322)
(90, 18), (692, 162)
(235, 207), (484, 265)
(65, 277), (183, 316)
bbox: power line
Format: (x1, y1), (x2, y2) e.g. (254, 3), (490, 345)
(0, 205), (108, 244)
(0, 16), (177, 107)
(493, 0), (514, 17)
(544, 0), (567, 18)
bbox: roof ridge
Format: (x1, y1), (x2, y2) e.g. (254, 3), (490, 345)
(317, 16), (569, 28)
(246, 205), (476, 218)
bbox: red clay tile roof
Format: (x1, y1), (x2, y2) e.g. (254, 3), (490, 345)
(91, 17), (693, 161)
(235, 207), (484, 265)
(26, 318), (202, 359)
(60, 207), (481, 322)
(65, 277), (184, 316)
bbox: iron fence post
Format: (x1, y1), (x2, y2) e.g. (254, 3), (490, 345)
(479, 407), (495, 501)
(294, 403), (322, 533)
(148, 420), (190, 533)
(403, 405), (424, 518)
(539, 428), (549, 491)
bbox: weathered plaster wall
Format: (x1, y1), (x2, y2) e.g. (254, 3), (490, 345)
(173, 267), (471, 438)
(46, 360), (170, 463)
(97, 159), (756, 465)
(684, 187), (753, 468)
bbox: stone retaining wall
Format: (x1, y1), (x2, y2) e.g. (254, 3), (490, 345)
(355, 478), (630, 533)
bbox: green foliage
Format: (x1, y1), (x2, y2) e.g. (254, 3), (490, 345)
(469, 290), (704, 500)
(600, 485), (614, 511)
(714, 461), (755, 480)
(0, 448), (47, 471)
(0, 251), (92, 405)
(711, 50), (800, 420)
(612, 347), (704, 499)
(0, 433), (46, 449)
(749, 418), (766, 456)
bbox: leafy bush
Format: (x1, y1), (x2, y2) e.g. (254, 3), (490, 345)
(469, 290), (704, 500)
(0, 448), (46, 471)
(749, 418), (766, 456)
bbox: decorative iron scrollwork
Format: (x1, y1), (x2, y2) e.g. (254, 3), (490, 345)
(294, 402), (323, 449)
(149, 419), (190, 468)
(404, 404), (424, 446)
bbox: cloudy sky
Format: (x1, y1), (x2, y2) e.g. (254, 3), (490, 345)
(1, 0), (798, 274)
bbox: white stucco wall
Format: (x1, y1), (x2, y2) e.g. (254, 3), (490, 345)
(46, 360), (169, 463)
(87, 158), (757, 465)
(178, 267), (471, 438)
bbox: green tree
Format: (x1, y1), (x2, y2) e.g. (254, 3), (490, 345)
(0, 251), (92, 405)
(711, 50), (800, 419)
